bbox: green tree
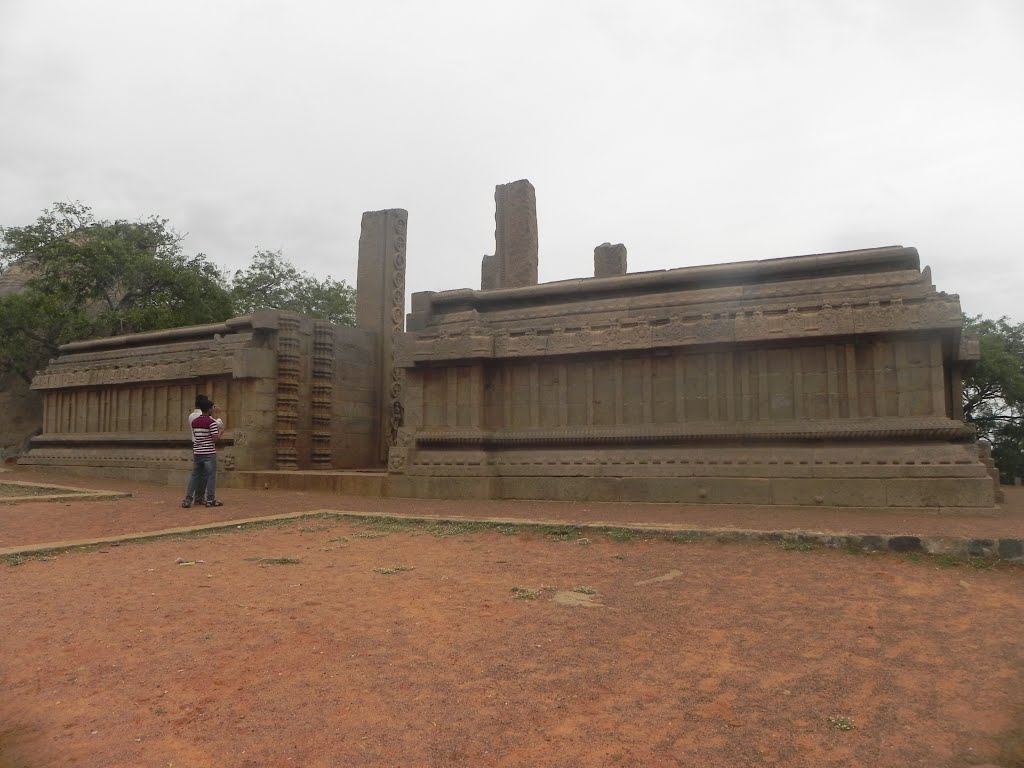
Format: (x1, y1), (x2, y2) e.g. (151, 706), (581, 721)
(0, 202), (234, 382)
(231, 248), (356, 326)
(962, 314), (1024, 483)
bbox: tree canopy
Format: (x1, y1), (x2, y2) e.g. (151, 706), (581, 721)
(962, 315), (1024, 482)
(230, 248), (356, 326)
(0, 202), (359, 384)
(1, 202), (234, 382)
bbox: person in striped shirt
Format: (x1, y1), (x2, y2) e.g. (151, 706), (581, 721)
(183, 394), (224, 506)
(182, 396), (224, 508)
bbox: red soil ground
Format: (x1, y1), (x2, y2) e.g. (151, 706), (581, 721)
(2, 487), (1023, 767)
(3, 468), (1024, 552)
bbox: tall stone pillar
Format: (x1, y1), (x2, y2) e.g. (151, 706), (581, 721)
(494, 179), (538, 288)
(356, 208), (408, 465)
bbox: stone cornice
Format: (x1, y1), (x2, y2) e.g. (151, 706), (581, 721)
(428, 245), (920, 311)
(396, 295), (963, 365)
(412, 417), (974, 447)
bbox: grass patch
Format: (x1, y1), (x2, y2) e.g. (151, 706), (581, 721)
(929, 553), (998, 570)
(572, 586), (597, 595)
(2, 554), (27, 567)
(326, 536), (349, 543)
(545, 526), (581, 542)
(352, 516), (485, 539)
(351, 532), (388, 540)
(423, 521), (485, 537)
(669, 534), (695, 544)
(372, 564), (414, 575)
(842, 542), (873, 556)
(298, 525), (333, 533)
(496, 525), (521, 536)
(511, 586), (542, 600)
(828, 716), (856, 731)
(780, 540), (817, 552)
(605, 529), (634, 543)
(256, 557), (302, 566)
(613, 553), (628, 560)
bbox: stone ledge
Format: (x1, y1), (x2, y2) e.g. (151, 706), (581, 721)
(413, 418), (975, 446)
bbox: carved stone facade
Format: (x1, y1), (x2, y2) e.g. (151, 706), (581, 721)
(20, 310), (378, 484)
(393, 246), (999, 508)
(17, 187), (1002, 510)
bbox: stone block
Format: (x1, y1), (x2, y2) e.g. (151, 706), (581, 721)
(481, 255), (497, 290)
(594, 243), (627, 278)
(884, 478), (996, 508)
(771, 478), (887, 507)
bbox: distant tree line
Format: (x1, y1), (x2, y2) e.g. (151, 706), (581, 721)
(0, 201), (356, 384)
(962, 315), (1024, 483)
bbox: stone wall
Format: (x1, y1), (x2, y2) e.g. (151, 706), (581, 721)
(392, 246), (998, 508)
(20, 311), (378, 483)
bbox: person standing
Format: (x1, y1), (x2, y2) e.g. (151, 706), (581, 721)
(182, 397), (224, 508)
(183, 394), (224, 506)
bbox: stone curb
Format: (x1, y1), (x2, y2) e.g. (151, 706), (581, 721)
(0, 479), (131, 506)
(1, 509), (1022, 564)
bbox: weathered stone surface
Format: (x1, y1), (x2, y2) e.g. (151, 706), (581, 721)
(887, 536), (922, 553)
(594, 243), (627, 278)
(494, 180), (538, 289)
(396, 243), (999, 509)
(480, 254), (497, 290)
(356, 209), (408, 464)
(997, 539), (1023, 561)
(21, 311), (379, 481)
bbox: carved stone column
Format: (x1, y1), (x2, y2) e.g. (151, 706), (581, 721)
(356, 208), (408, 465)
(494, 179), (538, 288)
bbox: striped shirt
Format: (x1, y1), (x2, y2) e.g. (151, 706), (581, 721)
(190, 414), (222, 455)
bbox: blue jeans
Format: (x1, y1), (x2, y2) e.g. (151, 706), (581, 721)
(185, 455), (217, 503)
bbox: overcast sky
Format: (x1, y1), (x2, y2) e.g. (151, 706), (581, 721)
(1, 0), (1022, 321)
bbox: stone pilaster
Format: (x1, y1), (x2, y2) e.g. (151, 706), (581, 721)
(274, 314), (301, 469)
(310, 321), (334, 467)
(356, 208), (408, 465)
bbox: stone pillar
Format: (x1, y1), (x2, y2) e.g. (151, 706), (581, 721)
(481, 254), (497, 290)
(494, 179), (538, 288)
(594, 243), (627, 278)
(356, 208), (408, 465)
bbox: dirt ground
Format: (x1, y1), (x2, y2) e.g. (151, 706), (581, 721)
(2, 513), (1022, 768)
(3, 468), (1024, 551)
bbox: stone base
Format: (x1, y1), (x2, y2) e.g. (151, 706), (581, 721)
(381, 474), (999, 512)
